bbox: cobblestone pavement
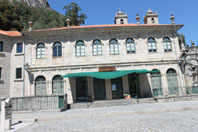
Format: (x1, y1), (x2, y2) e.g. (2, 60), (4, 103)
(15, 101), (198, 132)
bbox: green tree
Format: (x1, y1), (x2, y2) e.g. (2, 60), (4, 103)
(178, 33), (186, 46)
(63, 2), (87, 26)
(0, 0), (22, 31)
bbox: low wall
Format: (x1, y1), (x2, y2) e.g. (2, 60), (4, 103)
(11, 94), (67, 112)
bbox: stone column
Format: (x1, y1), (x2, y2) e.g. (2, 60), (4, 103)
(69, 78), (76, 102)
(105, 79), (112, 100)
(161, 74), (169, 96)
(87, 77), (94, 97)
(122, 76), (129, 94)
(65, 78), (73, 104)
(48, 81), (53, 95)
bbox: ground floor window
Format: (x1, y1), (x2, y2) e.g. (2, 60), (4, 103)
(52, 75), (64, 94)
(151, 71), (163, 96)
(35, 76), (46, 96)
(167, 69), (179, 95)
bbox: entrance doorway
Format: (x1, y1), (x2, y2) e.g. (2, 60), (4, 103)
(128, 74), (139, 97)
(93, 78), (106, 100)
(76, 77), (88, 101)
(111, 77), (123, 99)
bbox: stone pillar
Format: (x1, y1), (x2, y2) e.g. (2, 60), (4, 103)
(105, 79), (112, 100)
(161, 74), (169, 96)
(87, 77), (94, 97)
(122, 76), (129, 94)
(48, 81), (53, 95)
(69, 78), (76, 102)
(65, 78), (73, 104)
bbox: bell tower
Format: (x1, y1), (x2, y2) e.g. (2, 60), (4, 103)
(114, 8), (128, 24)
(144, 8), (159, 24)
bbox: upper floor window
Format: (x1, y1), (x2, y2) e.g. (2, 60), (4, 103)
(109, 39), (119, 54)
(93, 39), (102, 55)
(126, 38), (135, 53)
(76, 40), (85, 56)
(36, 43), (45, 59)
(163, 37), (172, 52)
(0, 41), (3, 52)
(0, 67), (2, 79)
(53, 42), (62, 57)
(16, 67), (22, 79)
(16, 43), (23, 53)
(148, 37), (157, 52)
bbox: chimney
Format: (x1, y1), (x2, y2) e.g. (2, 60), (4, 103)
(66, 19), (71, 27)
(28, 21), (33, 31)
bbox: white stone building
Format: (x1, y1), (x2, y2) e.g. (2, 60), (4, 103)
(0, 9), (187, 104)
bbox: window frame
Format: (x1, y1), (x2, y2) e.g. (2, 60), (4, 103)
(92, 39), (102, 56)
(148, 37), (157, 53)
(126, 38), (136, 54)
(75, 40), (85, 57)
(36, 43), (45, 59)
(15, 67), (22, 79)
(163, 37), (172, 52)
(16, 43), (23, 53)
(0, 41), (3, 52)
(53, 42), (62, 58)
(109, 39), (119, 55)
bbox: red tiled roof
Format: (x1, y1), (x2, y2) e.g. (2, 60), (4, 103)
(0, 30), (22, 37)
(32, 23), (178, 32)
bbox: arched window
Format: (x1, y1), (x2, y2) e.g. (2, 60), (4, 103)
(126, 38), (135, 53)
(120, 19), (124, 24)
(151, 18), (155, 23)
(166, 69), (179, 95)
(35, 76), (46, 95)
(36, 43), (45, 58)
(76, 40), (85, 56)
(163, 37), (172, 52)
(148, 37), (157, 52)
(151, 69), (162, 96)
(109, 39), (119, 54)
(52, 75), (64, 94)
(53, 42), (62, 57)
(93, 39), (102, 55)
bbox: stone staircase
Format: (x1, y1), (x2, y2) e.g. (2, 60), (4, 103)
(70, 98), (157, 109)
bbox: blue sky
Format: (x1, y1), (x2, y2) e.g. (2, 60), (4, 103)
(48, 0), (198, 45)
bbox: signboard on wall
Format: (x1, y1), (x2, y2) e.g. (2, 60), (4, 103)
(98, 66), (116, 72)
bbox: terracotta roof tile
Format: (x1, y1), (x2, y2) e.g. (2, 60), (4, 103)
(0, 30), (22, 37)
(32, 23), (173, 32)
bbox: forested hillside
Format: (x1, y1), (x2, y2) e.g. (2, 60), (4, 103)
(0, 0), (65, 31)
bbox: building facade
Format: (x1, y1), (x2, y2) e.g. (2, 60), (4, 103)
(0, 9), (188, 104)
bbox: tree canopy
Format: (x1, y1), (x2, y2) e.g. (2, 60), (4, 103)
(0, 1), (87, 31)
(63, 2), (87, 26)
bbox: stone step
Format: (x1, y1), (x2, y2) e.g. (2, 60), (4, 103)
(70, 98), (157, 109)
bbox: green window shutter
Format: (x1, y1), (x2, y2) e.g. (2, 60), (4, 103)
(167, 75), (178, 94)
(151, 75), (162, 96)
(53, 81), (64, 94)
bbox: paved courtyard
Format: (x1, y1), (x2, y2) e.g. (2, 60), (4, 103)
(2, 101), (198, 132)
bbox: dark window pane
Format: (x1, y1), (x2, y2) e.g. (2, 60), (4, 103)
(0, 67), (2, 79)
(0, 42), (3, 52)
(17, 43), (23, 53)
(16, 68), (22, 79)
